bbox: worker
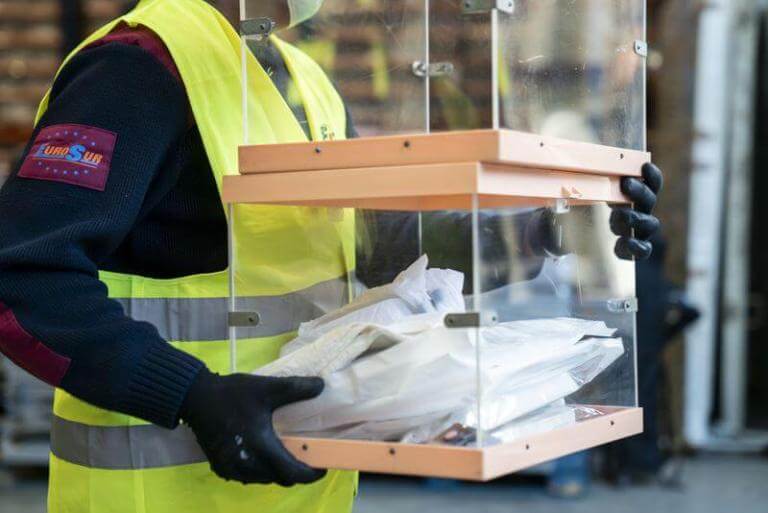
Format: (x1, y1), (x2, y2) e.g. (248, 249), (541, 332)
(0, 1), (663, 512)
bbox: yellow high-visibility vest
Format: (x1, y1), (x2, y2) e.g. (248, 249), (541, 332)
(36, 0), (357, 511)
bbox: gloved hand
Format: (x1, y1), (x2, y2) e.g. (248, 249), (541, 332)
(610, 162), (663, 260)
(180, 367), (326, 486)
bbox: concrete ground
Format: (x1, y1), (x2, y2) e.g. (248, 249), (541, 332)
(1, 454), (766, 513)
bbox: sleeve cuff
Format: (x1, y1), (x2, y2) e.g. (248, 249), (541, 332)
(118, 341), (205, 429)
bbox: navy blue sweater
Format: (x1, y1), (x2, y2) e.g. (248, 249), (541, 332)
(0, 38), (230, 428)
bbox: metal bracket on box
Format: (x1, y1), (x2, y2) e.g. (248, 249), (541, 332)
(228, 311), (261, 328)
(412, 61), (455, 78)
(633, 40), (648, 58)
(553, 198), (570, 214)
(444, 311), (499, 328)
(606, 297), (639, 314)
(462, 0), (516, 15)
(240, 17), (276, 39)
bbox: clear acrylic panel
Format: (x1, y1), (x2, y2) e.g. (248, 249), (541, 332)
(432, 201), (637, 447)
(240, 0), (645, 147)
(229, 200), (637, 448)
(496, 0), (646, 149)
(428, 0), (645, 148)
(240, 0), (429, 142)
(428, 0), (494, 131)
(227, 202), (355, 375)
(479, 202), (637, 442)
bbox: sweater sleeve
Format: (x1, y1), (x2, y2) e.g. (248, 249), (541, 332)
(0, 42), (204, 429)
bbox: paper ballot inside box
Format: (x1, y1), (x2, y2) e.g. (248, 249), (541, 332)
(254, 256), (624, 444)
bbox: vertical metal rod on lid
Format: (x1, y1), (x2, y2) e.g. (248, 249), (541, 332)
(240, 0), (249, 145)
(491, 8), (500, 130)
(424, 0), (431, 134)
(240, 40), (249, 145)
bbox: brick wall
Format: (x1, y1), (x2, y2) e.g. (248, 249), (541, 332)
(0, 0), (127, 183)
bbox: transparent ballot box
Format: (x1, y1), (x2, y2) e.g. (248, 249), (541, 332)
(227, 0), (647, 480)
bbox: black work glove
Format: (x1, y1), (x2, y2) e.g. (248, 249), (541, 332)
(180, 368), (326, 486)
(610, 162), (663, 260)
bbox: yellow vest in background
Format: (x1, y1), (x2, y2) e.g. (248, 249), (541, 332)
(36, 0), (357, 511)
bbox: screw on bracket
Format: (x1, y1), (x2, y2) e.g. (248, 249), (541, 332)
(412, 61), (455, 78)
(444, 311), (499, 329)
(240, 17), (276, 39)
(228, 311), (261, 327)
(462, 0), (515, 14)
(606, 297), (639, 314)
(634, 40), (648, 57)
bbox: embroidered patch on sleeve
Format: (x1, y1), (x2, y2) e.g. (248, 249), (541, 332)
(18, 124), (117, 191)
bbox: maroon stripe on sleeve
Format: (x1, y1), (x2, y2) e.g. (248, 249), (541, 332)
(84, 22), (181, 82)
(0, 302), (71, 386)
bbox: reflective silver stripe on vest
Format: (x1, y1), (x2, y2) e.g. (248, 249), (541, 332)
(114, 277), (349, 342)
(51, 415), (205, 470)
